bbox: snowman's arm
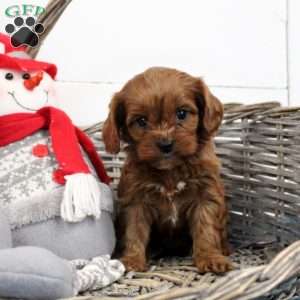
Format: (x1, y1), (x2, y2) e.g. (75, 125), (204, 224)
(0, 247), (75, 299)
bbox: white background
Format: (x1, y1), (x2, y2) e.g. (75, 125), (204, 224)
(0, 0), (299, 126)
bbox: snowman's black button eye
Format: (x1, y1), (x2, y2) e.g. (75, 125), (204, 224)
(22, 73), (30, 80)
(5, 73), (13, 80)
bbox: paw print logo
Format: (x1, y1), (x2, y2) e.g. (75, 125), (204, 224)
(5, 16), (44, 48)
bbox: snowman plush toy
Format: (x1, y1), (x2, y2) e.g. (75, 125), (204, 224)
(0, 33), (124, 300)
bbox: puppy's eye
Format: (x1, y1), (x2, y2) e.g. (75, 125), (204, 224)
(176, 109), (188, 120)
(5, 73), (13, 80)
(22, 73), (31, 80)
(136, 117), (147, 128)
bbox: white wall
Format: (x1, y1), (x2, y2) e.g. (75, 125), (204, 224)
(0, 0), (296, 126)
(288, 0), (300, 105)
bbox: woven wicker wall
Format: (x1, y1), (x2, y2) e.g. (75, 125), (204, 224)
(215, 102), (300, 247)
(86, 102), (300, 248)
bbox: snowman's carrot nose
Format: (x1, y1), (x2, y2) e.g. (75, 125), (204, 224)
(24, 71), (43, 91)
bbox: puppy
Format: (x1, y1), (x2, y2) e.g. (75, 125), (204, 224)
(103, 67), (232, 273)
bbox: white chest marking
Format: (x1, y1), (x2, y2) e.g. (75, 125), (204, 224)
(169, 202), (178, 225)
(159, 181), (186, 198)
(160, 181), (186, 226)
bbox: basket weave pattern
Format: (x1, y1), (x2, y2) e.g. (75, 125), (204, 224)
(80, 102), (300, 300)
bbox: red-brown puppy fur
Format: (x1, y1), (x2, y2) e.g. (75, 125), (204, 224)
(103, 67), (232, 273)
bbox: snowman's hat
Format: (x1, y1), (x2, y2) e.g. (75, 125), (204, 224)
(0, 33), (57, 78)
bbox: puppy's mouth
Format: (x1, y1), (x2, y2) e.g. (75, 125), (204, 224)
(151, 155), (180, 170)
(8, 90), (49, 112)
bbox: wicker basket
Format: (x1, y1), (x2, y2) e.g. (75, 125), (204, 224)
(76, 102), (300, 300)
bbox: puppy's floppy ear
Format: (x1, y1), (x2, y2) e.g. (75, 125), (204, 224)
(102, 92), (126, 154)
(193, 78), (223, 138)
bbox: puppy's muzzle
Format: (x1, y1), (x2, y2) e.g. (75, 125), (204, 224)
(156, 139), (174, 155)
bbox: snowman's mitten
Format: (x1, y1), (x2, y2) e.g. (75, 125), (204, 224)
(0, 209), (12, 249)
(73, 255), (125, 293)
(0, 246), (75, 300)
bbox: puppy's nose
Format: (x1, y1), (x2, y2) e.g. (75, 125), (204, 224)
(157, 140), (174, 154)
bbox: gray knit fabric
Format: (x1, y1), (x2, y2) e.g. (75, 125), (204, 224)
(0, 130), (125, 299)
(72, 255), (125, 294)
(0, 246), (75, 299)
(12, 211), (116, 260)
(0, 130), (113, 229)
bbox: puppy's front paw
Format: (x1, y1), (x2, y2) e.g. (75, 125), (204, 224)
(194, 254), (233, 273)
(120, 255), (148, 272)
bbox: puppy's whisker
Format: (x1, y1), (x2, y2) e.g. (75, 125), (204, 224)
(177, 123), (186, 129)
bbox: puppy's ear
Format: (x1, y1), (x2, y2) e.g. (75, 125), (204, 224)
(193, 79), (223, 139)
(102, 93), (126, 154)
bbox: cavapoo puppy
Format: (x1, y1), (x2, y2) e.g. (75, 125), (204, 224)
(103, 67), (232, 273)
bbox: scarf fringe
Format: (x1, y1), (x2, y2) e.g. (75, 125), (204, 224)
(61, 173), (101, 222)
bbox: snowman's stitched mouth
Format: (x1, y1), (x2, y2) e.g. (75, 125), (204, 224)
(8, 90), (49, 111)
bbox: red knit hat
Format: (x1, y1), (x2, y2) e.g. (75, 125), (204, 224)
(0, 33), (57, 78)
